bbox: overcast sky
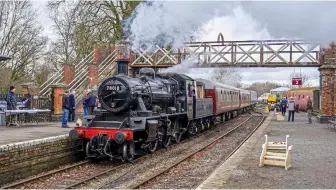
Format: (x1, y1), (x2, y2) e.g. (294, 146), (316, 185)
(31, 0), (328, 87)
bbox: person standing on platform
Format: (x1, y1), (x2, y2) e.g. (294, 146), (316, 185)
(7, 85), (17, 110)
(86, 89), (97, 115)
(82, 90), (88, 116)
(281, 97), (287, 116)
(287, 97), (296, 122)
(6, 85), (17, 126)
(62, 90), (70, 128)
(68, 90), (76, 122)
(306, 96), (313, 124)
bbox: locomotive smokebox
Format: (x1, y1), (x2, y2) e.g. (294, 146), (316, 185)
(116, 41), (131, 76)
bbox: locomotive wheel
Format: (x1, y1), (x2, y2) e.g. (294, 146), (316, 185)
(128, 141), (135, 161)
(121, 141), (135, 162)
(147, 140), (158, 153)
(162, 125), (172, 148)
(173, 119), (183, 143)
(121, 143), (128, 163)
(162, 135), (171, 148)
(175, 132), (182, 143)
(85, 142), (98, 162)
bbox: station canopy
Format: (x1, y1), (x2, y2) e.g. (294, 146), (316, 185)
(270, 87), (290, 94)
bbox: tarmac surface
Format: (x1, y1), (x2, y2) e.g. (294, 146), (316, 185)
(0, 122), (75, 145)
(198, 111), (336, 189)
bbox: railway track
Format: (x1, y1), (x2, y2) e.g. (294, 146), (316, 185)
(97, 111), (265, 189)
(1, 109), (263, 189)
(1, 160), (90, 189)
(64, 114), (251, 189)
(2, 116), (233, 189)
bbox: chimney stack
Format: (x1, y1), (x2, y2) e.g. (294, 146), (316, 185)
(115, 41), (130, 76)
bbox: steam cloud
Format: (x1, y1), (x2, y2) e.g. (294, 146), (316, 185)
(123, 1), (238, 50)
(123, 1), (336, 83)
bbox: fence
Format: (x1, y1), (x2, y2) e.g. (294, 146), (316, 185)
(0, 93), (52, 122)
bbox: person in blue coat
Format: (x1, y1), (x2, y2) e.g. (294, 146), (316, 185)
(281, 97), (288, 116)
(82, 90), (88, 116)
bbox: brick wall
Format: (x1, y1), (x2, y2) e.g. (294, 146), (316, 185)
(52, 87), (66, 115)
(319, 66), (336, 115)
(93, 45), (115, 65)
(0, 135), (83, 186)
(88, 64), (99, 86)
(63, 64), (75, 85)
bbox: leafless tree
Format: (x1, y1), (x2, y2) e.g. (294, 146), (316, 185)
(287, 71), (312, 88)
(0, 1), (47, 85)
(47, 1), (79, 66)
(211, 68), (242, 88)
(47, 1), (141, 68)
(245, 81), (283, 96)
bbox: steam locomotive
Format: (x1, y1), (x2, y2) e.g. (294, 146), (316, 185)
(69, 68), (257, 162)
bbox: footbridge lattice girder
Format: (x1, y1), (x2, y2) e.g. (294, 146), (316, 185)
(129, 40), (321, 68)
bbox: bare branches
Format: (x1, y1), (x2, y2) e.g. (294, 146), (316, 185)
(211, 68), (242, 88)
(0, 1), (47, 85)
(288, 71), (312, 88)
(245, 81), (283, 96)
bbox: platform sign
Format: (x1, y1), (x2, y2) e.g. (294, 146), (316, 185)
(292, 78), (302, 85)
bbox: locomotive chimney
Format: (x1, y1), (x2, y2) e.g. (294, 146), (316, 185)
(115, 40), (130, 76)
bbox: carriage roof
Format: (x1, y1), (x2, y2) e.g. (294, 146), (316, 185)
(195, 78), (240, 91)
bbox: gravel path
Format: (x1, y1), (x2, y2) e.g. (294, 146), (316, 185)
(138, 116), (264, 189)
(78, 114), (252, 189)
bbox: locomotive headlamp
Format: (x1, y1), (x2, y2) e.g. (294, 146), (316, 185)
(114, 132), (125, 144)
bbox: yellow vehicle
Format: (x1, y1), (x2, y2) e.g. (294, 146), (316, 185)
(267, 94), (277, 103)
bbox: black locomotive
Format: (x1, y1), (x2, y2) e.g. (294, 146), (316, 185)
(70, 67), (256, 162)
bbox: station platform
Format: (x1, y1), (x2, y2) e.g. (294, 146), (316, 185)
(197, 111), (336, 189)
(0, 122), (76, 145)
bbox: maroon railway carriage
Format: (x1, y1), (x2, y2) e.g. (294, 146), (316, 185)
(197, 79), (253, 121)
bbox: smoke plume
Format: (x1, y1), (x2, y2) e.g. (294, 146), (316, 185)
(123, 1), (238, 50)
(123, 1), (336, 85)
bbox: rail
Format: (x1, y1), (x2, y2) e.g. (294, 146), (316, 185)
(1, 161), (90, 189)
(93, 111), (265, 189)
(128, 112), (265, 189)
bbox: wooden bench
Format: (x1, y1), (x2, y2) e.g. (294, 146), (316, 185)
(259, 135), (293, 170)
(327, 116), (336, 131)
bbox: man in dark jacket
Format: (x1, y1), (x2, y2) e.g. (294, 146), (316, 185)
(280, 97), (287, 116)
(62, 90), (70, 128)
(6, 85), (17, 126)
(7, 85), (17, 110)
(68, 90), (76, 122)
(86, 89), (96, 115)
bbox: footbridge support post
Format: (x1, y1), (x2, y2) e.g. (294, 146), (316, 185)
(317, 64), (336, 123)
